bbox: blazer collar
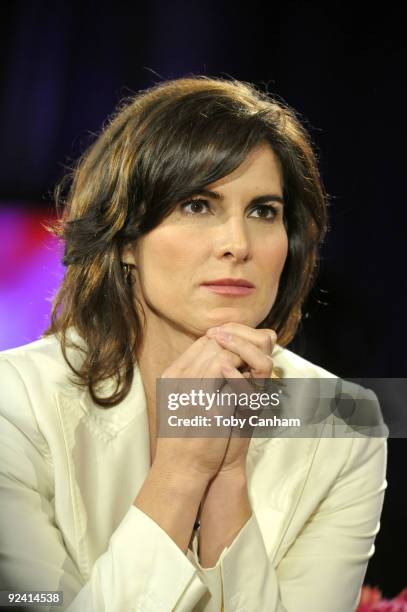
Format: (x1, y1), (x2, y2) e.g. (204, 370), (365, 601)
(79, 364), (148, 434)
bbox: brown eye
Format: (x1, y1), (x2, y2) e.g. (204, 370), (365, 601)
(180, 199), (210, 214)
(249, 205), (278, 220)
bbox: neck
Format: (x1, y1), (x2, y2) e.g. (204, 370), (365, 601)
(138, 312), (198, 389)
(137, 309), (201, 461)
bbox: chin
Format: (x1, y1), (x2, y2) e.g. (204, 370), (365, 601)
(204, 309), (260, 329)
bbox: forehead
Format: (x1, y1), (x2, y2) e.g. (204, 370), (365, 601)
(207, 143), (283, 194)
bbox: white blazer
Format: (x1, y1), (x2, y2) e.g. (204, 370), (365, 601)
(0, 333), (387, 612)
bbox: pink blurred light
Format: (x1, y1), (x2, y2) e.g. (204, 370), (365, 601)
(0, 206), (64, 350)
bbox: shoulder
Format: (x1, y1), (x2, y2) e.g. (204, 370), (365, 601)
(0, 337), (62, 458)
(0, 334), (72, 392)
(272, 344), (383, 410)
(250, 348), (388, 528)
(0, 329), (84, 388)
(0, 333), (83, 449)
(272, 344), (337, 379)
(266, 343), (388, 462)
(272, 345), (385, 428)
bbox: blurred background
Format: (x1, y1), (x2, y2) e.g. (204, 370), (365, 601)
(0, 0), (405, 596)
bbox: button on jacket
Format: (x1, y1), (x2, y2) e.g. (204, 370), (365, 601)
(0, 333), (387, 611)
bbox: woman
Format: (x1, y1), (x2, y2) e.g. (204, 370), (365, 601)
(0, 77), (387, 611)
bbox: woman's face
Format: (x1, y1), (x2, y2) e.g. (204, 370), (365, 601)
(125, 143), (288, 337)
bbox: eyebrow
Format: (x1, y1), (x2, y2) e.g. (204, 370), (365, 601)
(192, 188), (285, 206)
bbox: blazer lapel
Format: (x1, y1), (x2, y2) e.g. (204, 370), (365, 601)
(55, 365), (151, 579)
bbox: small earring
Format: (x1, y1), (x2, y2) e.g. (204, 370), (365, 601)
(121, 263), (134, 284)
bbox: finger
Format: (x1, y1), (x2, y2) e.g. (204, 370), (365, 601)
(161, 335), (211, 377)
(161, 336), (228, 378)
(197, 337), (244, 376)
(207, 324), (277, 357)
(211, 332), (273, 377)
(219, 365), (257, 437)
(162, 335), (240, 378)
(220, 364), (255, 392)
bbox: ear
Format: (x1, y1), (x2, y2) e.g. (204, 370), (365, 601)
(121, 242), (138, 267)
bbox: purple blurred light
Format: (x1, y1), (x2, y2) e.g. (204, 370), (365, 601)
(0, 206), (64, 350)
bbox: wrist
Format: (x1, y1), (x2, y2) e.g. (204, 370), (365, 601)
(212, 464), (248, 488)
(150, 457), (212, 495)
(134, 459), (209, 554)
(198, 469), (252, 567)
(202, 468), (249, 515)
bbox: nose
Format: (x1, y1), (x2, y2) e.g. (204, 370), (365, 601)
(213, 216), (251, 262)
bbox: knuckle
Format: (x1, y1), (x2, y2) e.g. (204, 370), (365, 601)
(256, 331), (272, 353)
(262, 330), (277, 352)
(264, 355), (274, 368)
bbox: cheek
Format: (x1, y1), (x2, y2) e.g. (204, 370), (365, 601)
(260, 232), (289, 279)
(138, 227), (201, 281)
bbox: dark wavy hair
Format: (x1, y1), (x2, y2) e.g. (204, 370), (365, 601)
(45, 76), (328, 407)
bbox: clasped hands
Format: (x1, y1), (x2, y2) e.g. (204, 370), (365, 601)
(156, 323), (277, 483)
(204, 323), (276, 477)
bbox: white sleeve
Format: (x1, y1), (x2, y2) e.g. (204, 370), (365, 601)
(187, 415), (387, 611)
(187, 515), (283, 611)
(274, 434), (387, 611)
(0, 357), (210, 612)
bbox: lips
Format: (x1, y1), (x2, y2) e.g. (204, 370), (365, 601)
(201, 278), (255, 288)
